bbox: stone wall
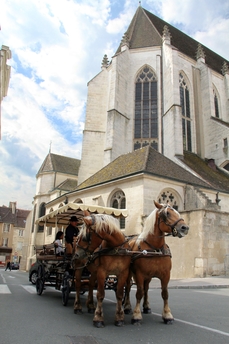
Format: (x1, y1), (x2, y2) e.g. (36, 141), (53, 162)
(168, 209), (229, 278)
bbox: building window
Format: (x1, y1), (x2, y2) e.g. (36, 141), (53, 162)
(111, 190), (126, 229)
(223, 138), (228, 149)
(19, 230), (24, 237)
(3, 238), (8, 247)
(38, 203), (46, 232)
(179, 73), (192, 152)
(134, 66), (158, 150)
(158, 189), (180, 210)
(3, 223), (10, 232)
(213, 89), (219, 118)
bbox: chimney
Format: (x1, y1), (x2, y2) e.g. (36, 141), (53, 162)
(207, 159), (217, 171)
(9, 201), (17, 214)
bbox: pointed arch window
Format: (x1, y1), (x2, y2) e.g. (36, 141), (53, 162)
(179, 73), (192, 152)
(213, 89), (219, 118)
(38, 202), (46, 232)
(134, 66), (158, 150)
(111, 190), (126, 229)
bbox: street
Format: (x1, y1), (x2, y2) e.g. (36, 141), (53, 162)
(0, 268), (229, 344)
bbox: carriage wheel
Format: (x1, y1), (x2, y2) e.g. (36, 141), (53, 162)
(62, 272), (70, 306)
(36, 265), (45, 295)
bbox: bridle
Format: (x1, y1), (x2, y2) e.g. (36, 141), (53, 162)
(157, 206), (184, 237)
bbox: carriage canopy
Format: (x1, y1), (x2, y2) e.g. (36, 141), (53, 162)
(36, 203), (128, 227)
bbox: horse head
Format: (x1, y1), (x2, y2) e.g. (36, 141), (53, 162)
(72, 219), (103, 260)
(154, 201), (189, 238)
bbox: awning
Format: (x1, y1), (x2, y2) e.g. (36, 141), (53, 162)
(36, 203), (128, 227)
(0, 247), (12, 254)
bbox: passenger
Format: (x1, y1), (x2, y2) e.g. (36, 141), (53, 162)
(54, 231), (65, 255)
(65, 216), (80, 254)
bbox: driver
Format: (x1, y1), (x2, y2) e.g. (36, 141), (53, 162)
(65, 216), (80, 254)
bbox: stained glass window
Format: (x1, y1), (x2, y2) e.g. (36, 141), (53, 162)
(179, 73), (192, 152)
(134, 66), (158, 150)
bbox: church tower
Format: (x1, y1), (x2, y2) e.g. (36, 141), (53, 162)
(78, 6), (229, 184)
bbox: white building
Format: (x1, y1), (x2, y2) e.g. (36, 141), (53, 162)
(30, 6), (229, 278)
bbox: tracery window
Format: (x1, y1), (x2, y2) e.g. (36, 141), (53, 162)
(213, 89), (219, 118)
(111, 190), (126, 229)
(158, 189), (180, 210)
(179, 73), (192, 152)
(134, 66), (158, 151)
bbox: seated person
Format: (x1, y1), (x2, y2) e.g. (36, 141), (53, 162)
(54, 231), (65, 255)
(65, 216), (80, 254)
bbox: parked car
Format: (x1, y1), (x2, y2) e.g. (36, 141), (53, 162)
(11, 262), (20, 270)
(29, 261), (40, 284)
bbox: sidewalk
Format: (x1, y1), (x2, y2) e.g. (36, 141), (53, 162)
(149, 276), (229, 289)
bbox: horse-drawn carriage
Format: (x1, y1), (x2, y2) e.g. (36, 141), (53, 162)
(35, 203), (127, 306)
(36, 201), (189, 327)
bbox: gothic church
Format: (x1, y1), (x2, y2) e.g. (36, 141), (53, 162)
(31, 6), (229, 278)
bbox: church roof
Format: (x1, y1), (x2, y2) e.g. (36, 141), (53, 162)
(115, 6), (228, 74)
(54, 178), (78, 192)
(77, 146), (217, 191)
(37, 153), (80, 176)
(180, 151), (229, 193)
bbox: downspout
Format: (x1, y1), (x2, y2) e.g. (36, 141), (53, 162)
(160, 47), (164, 154)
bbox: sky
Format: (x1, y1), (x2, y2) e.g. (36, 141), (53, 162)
(0, 0), (229, 210)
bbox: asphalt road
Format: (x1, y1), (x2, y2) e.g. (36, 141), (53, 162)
(0, 268), (229, 344)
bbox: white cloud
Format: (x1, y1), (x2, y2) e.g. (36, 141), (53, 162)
(0, 0), (229, 209)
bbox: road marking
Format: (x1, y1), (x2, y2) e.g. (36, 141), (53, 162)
(21, 285), (37, 294)
(0, 274), (7, 283)
(104, 296), (229, 338)
(0, 285), (11, 294)
(151, 312), (229, 338)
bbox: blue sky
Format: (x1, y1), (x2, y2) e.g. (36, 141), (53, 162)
(0, 0), (229, 209)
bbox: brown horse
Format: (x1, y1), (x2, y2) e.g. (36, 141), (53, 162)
(124, 201), (189, 324)
(72, 213), (132, 327)
(71, 227), (102, 315)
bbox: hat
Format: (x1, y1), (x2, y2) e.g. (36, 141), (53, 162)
(70, 216), (78, 222)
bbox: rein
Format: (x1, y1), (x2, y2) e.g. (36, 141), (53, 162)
(157, 207), (184, 237)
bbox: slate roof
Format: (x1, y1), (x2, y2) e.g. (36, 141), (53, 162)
(37, 153), (80, 176)
(180, 151), (229, 193)
(0, 206), (30, 227)
(115, 6), (228, 74)
(77, 146), (215, 191)
(54, 178), (78, 192)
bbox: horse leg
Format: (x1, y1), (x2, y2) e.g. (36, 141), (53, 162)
(86, 271), (96, 313)
(143, 279), (151, 314)
(93, 269), (106, 328)
(160, 274), (174, 324)
(123, 271), (132, 314)
(74, 269), (83, 314)
(114, 269), (129, 327)
(131, 275), (144, 324)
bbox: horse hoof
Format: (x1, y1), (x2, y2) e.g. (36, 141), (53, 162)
(131, 318), (142, 325)
(115, 320), (124, 327)
(74, 309), (83, 315)
(143, 307), (151, 314)
(88, 308), (95, 314)
(93, 321), (104, 328)
(124, 309), (132, 315)
(163, 318), (174, 325)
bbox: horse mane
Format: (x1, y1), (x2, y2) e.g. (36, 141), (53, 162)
(137, 207), (157, 242)
(93, 214), (121, 233)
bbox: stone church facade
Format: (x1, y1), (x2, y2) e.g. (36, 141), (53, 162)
(29, 6), (229, 278)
